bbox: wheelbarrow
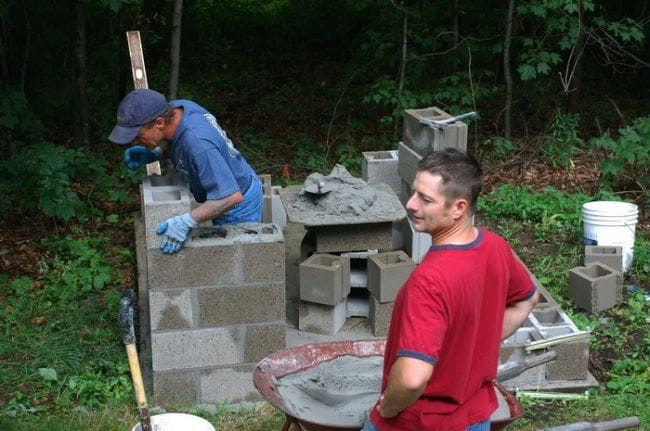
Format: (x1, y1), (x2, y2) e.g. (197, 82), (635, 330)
(253, 339), (532, 431)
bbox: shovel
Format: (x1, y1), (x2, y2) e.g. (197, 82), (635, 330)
(119, 288), (152, 431)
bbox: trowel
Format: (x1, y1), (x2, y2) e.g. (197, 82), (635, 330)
(497, 350), (558, 382)
(303, 173), (334, 195)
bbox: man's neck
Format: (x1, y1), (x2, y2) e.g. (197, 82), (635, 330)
(163, 107), (183, 140)
(430, 218), (477, 247)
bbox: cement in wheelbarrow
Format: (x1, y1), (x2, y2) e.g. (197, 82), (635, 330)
(253, 339), (524, 431)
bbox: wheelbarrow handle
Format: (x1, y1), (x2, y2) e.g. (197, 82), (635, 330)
(537, 416), (640, 431)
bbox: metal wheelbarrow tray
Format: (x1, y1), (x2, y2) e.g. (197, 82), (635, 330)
(253, 339), (524, 431)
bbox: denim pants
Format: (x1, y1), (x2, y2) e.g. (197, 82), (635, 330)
(213, 175), (263, 225)
(361, 418), (490, 431)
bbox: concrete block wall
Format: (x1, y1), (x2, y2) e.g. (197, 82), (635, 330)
(143, 219), (286, 405)
(402, 107), (468, 155)
(362, 150), (400, 195)
(308, 222), (394, 253)
(584, 245), (623, 273)
(569, 263), (623, 313)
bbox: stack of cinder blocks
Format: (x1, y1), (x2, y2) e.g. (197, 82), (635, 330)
(298, 221), (413, 336)
(137, 174), (286, 405)
(568, 246), (624, 313)
(500, 271), (594, 391)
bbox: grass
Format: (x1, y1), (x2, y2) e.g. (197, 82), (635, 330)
(1, 181), (648, 430)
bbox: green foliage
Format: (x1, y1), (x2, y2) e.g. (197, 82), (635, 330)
(544, 110), (583, 168)
(0, 88), (45, 153)
(480, 137), (517, 158)
(590, 116), (650, 191)
(0, 237), (131, 415)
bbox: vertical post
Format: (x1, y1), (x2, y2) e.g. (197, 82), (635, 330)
(126, 31), (161, 175)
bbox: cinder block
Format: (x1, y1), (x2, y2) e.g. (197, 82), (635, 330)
(367, 251), (414, 302)
(310, 222), (394, 253)
(362, 150), (400, 195)
(400, 217), (431, 264)
(299, 298), (347, 335)
(241, 239), (286, 284)
(149, 288), (193, 331)
(299, 253), (351, 305)
(153, 370), (198, 404)
(271, 186), (287, 228)
(546, 339), (589, 380)
(198, 284), (285, 327)
(402, 107), (468, 154)
(142, 175), (193, 250)
(151, 327), (243, 372)
(200, 364), (261, 404)
(584, 245), (623, 273)
(400, 179), (412, 207)
(147, 230), (237, 289)
(569, 263), (622, 313)
(260, 174), (273, 223)
(398, 141), (422, 188)
(369, 294), (394, 337)
(244, 323), (286, 362)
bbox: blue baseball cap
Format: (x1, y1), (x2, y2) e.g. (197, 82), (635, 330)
(108, 89), (168, 144)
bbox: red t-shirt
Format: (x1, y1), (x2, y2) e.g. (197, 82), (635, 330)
(370, 228), (534, 431)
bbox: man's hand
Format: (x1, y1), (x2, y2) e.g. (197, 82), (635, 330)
(124, 146), (162, 168)
(156, 213), (198, 254)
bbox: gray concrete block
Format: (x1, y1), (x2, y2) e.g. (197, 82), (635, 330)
(271, 186), (287, 229)
(299, 253), (351, 305)
(402, 107), (468, 154)
(362, 150), (400, 195)
(260, 174), (273, 223)
(151, 327), (242, 372)
(546, 339), (590, 380)
(397, 141), (422, 188)
(142, 175), (193, 250)
(200, 364), (260, 404)
(399, 179), (412, 207)
(146, 233), (237, 289)
(584, 245), (623, 273)
(299, 298), (348, 335)
(153, 370), (198, 404)
(310, 222), (394, 253)
(198, 284), (285, 327)
(569, 263), (622, 313)
(367, 251), (414, 303)
(369, 294), (394, 337)
(400, 217), (431, 264)
(149, 288), (193, 331)
(241, 240), (285, 285)
(244, 323), (286, 362)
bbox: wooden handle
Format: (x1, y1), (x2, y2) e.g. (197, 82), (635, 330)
(125, 342), (147, 408)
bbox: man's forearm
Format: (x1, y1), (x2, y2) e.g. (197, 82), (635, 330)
(378, 357), (433, 418)
(189, 192), (243, 224)
(502, 290), (539, 340)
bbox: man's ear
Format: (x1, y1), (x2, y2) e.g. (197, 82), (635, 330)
(452, 198), (469, 220)
(155, 117), (166, 129)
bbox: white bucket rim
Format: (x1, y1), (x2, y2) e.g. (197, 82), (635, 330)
(130, 413), (215, 431)
(582, 200), (638, 215)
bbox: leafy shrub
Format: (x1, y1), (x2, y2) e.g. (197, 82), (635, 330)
(0, 142), (110, 220)
(590, 115), (650, 193)
(543, 110), (583, 168)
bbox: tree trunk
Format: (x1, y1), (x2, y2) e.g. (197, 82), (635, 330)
(394, 1), (407, 136)
(18, 0), (31, 92)
(503, 0), (515, 141)
(72, 0), (90, 150)
(0, 14), (9, 92)
(168, 0), (183, 99)
(566, 1), (585, 114)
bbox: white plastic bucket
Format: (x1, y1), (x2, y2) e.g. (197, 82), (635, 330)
(131, 413), (215, 431)
(582, 201), (638, 272)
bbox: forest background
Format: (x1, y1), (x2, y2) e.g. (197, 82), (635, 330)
(0, 0), (649, 430)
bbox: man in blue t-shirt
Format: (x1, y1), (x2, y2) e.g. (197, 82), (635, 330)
(108, 89), (263, 254)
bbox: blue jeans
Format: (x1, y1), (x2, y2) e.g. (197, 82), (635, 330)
(213, 175), (263, 225)
(362, 418), (490, 431)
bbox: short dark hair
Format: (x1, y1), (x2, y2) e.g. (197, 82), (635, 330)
(417, 148), (483, 213)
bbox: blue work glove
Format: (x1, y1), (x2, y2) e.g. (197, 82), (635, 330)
(155, 213), (198, 254)
(124, 146), (163, 169)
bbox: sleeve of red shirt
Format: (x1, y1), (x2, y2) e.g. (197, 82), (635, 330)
(506, 249), (536, 304)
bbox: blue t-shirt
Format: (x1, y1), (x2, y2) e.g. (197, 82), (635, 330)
(169, 100), (255, 203)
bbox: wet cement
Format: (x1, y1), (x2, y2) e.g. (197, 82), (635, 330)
(279, 165), (406, 226)
(274, 355), (511, 427)
(274, 355), (383, 427)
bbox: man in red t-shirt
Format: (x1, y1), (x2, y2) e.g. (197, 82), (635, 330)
(364, 148), (538, 431)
